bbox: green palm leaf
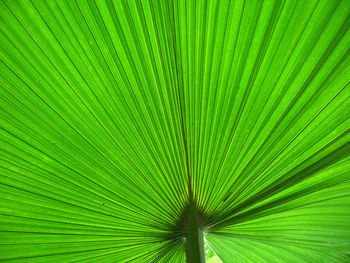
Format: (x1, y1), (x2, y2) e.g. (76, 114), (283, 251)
(1, 0), (349, 262)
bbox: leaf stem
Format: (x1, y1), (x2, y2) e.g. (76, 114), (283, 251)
(185, 201), (206, 263)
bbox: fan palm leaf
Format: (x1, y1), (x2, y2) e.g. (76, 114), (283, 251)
(0, 0), (349, 262)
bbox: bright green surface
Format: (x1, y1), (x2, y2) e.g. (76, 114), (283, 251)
(0, 0), (349, 262)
